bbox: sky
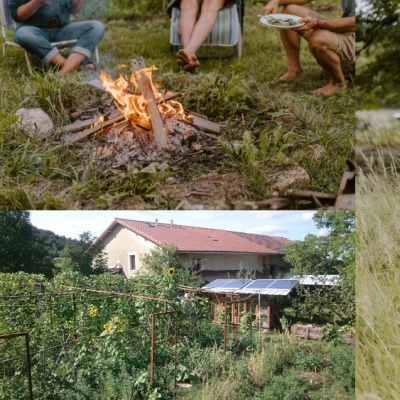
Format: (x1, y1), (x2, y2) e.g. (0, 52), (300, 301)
(29, 210), (325, 241)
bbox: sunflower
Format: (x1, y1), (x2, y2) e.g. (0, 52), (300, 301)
(167, 267), (175, 277)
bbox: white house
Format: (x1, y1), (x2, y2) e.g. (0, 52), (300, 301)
(96, 218), (293, 282)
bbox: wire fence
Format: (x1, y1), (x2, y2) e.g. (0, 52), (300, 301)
(0, 288), (181, 399)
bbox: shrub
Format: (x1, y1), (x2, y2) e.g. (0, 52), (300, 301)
(327, 345), (355, 393)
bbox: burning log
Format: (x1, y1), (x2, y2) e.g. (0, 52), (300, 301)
(131, 57), (169, 149)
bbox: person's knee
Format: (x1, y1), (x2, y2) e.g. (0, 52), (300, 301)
(88, 21), (105, 40)
(282, 4), (310, 18)
(308, 30), (331, 53)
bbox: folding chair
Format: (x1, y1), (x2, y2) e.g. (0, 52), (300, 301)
(170, 0), (243, 59)
(0, 0), (99, 75)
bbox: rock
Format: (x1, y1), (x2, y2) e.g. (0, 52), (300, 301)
(14, 108), (53, 137)
(272, 166), (309, 191)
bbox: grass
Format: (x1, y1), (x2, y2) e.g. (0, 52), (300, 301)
(356, 133), (400, 398)
(0, 1), (354, 209)
(174, 333), (354, 400)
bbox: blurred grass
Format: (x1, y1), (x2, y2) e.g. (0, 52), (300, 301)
(0, 0), (354, 209)
(356, 157), (400, 399)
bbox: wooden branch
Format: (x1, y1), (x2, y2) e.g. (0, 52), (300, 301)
(131, 57), (169, 149)
(65, 111), (125, 144)
(191, 115), (221, 134)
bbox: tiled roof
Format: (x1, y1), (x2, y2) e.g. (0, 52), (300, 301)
(230, 232), (292, 253)
(99, 218), (293, 254)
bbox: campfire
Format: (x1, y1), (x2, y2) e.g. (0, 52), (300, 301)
(58, 57), (222, 169)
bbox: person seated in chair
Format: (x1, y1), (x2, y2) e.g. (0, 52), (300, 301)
(167, 0), (237, 71)
(9, 0), (104, 75)
(262, 0), (355, 95)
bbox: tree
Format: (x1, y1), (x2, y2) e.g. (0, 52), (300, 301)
(0, 211), (55, 277)
(357, 1), (400, 107)
(57, 232), (108, 276)
(283, 211), (355, 325)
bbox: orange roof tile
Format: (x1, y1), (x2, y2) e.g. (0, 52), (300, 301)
(99, 218), (292, 254)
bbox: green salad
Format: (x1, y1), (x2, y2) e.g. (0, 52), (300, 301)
(266, 17), (299, 26)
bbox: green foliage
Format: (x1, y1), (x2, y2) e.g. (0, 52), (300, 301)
(283, 211), (355, 325)
(0, 211), (55, 277)
(327, 345), (355, 392)
(56, 231), (108, 275)
(357, 1), (400, 107)
(254, 368), (311, 400)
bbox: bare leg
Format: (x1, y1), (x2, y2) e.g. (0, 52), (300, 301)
(277, 4), (311, 81)
(308, 30), (345, 95)
(58, 52), (86, 75)
(49, 53), (66, 68)
(183, 0), (225, 57)
(177, 0), (224, 70)
(278, 29), (304, 81)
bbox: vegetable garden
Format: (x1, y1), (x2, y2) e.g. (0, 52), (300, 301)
(0, 271), (355, 400)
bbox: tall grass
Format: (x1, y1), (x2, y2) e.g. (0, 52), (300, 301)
(356, 155), (400, 399)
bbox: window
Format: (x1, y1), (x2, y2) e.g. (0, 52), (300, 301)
(128, 253), (136, 271)
(192, 258), (201, 270)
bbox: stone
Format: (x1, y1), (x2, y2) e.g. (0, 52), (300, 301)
(272, 166), (310, 191)
(14, 108), (53, 137)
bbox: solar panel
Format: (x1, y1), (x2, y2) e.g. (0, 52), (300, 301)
(220, 279), (252, 289)
(203, 279), (231, 289)
(268, 280), (298, 290)
(244, 279), (276, 289)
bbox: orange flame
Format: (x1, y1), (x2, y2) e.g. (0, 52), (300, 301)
(99, 67), (187, 124)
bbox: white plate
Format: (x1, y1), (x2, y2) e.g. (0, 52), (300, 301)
(259, 14), (305, 29)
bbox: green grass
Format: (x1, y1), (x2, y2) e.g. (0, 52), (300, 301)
(0, 1), (354, 209)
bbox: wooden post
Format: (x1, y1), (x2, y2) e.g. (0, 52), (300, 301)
(150, 313), (155, 387)
(131, 57), (169, 149)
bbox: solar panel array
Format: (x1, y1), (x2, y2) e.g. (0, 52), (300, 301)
(202, 278), (299, 294)
(202, 279), (251, 290)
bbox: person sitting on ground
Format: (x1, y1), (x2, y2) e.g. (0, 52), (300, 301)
(167, 0), (237, 71)
(263, 0), (355, 95)
(9, 0), (104, 75)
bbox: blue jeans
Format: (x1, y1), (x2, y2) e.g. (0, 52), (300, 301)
(14, 21), (104, 65)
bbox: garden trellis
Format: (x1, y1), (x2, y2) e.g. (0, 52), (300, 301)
(0, 286), (179, 399)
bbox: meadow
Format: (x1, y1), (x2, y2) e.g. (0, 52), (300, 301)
(0, 0), (354, 209)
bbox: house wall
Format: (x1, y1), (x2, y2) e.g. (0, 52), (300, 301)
(102, 226), (156, 278)
(178, 252), (289, 278)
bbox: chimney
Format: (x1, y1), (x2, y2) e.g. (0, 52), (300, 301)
(155, 219), (158, 227)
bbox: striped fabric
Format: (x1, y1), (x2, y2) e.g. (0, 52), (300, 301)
(170, 5), (239, 47)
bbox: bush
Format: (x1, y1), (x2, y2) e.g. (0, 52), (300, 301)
(327, 345), (355, 392)
(254, 368), (311, 400)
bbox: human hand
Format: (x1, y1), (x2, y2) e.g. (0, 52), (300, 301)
(39, 0), (55, 5)
(263, 0), (279, 15)
(294, 16), (317, 32)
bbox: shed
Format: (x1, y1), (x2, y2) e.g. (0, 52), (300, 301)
(200, 278), (299, 330)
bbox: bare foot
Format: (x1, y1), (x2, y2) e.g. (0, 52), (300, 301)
(176, 49), (191, 65)
(311, 82), (346, 96)
(277, 70), (305, 82)
(183, 56), (200, 72)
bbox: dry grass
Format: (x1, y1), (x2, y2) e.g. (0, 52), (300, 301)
(356, 160), (400, 399)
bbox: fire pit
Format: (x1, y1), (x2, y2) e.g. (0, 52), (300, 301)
(58, 57), (223, 169)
